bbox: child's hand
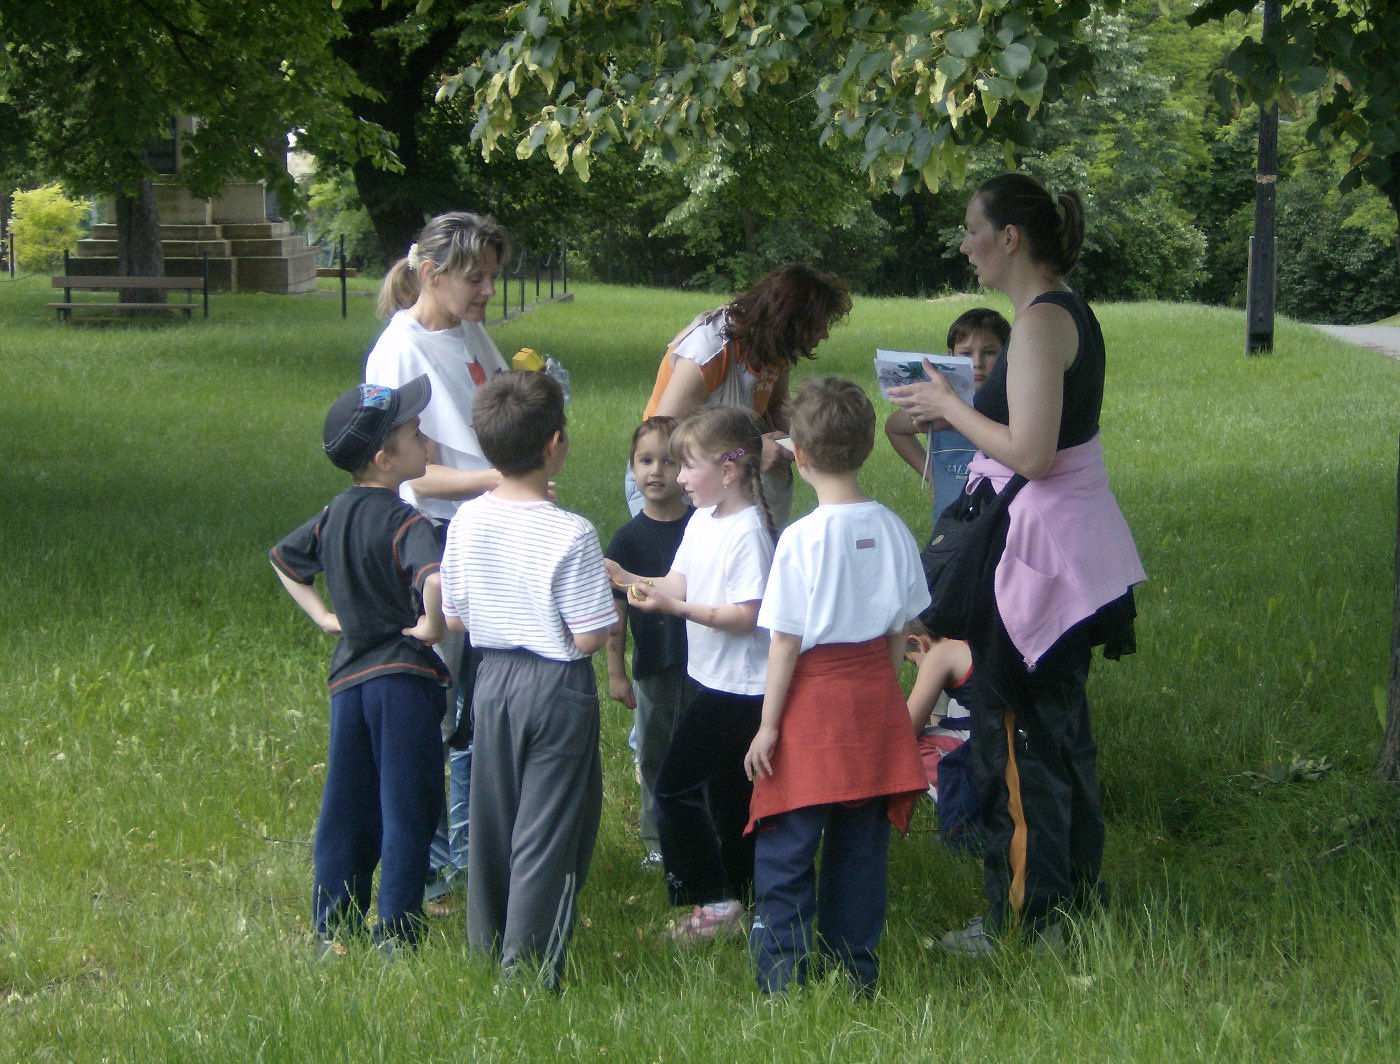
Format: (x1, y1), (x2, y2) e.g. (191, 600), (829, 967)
(604, 559), (633, 587)
(608, 674), (637, 709)
(319, 614), (342, 636)
(402, 613), (444, 646)
(904, 632), (934, 666)
(744, 724), (779, 781)
(626, 580), (666, 613)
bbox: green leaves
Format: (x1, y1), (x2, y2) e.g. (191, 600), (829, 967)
(453, 1), (1133, 192)
(1196, 0), (1400, 225)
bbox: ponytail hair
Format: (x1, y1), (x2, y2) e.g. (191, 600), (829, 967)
(974, 173), (1085, 276)
(670, 405), (776, 541)
(375, 211), (512, 319)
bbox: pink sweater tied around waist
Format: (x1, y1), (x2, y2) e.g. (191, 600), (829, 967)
(967, 436), (1146, 668)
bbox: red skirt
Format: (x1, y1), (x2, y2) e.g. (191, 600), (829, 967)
(746, 638), (927, 835)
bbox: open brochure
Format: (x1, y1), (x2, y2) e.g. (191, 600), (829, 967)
(874, 350), (975, 405)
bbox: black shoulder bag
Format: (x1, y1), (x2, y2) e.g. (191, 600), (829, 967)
(919, 473), (1028, 639)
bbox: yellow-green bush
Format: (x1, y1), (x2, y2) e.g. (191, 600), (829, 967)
(10, 184), (89, 274)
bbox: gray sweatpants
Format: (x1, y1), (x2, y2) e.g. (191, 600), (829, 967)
(467, 649), (602, 989)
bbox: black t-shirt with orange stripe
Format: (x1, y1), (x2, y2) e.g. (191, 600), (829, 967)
(271, 485), (451, 694)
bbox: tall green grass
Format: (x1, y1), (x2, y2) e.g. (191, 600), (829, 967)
(2, 273), (1397, 1061)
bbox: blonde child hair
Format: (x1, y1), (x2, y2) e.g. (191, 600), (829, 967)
(670, 406), (776, 540)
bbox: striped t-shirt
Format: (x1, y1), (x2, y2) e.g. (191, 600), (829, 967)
(440, 493), (614, 661)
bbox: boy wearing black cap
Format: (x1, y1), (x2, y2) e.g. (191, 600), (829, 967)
(270, 375), (450, 955)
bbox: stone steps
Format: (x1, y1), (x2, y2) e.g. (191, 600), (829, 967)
(73, 220), (315, 294)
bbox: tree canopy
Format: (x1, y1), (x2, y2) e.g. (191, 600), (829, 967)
(447, 0), (1400, 260)
(0, 2), (373, 202)
(445, 0), (1123, 193)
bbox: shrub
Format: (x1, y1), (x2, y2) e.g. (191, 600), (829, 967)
(303, 168), (385, 274)
(10, 184), (88, 274)
(1274, 171), (1400, 325)
(1077, 191), (1208, 302)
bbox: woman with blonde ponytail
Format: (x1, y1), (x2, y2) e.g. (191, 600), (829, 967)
(890, 172), (1145, 956)
(367, 212), (512, 519)
(365, 211), (513, 909)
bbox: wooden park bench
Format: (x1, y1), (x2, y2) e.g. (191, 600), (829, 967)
(48, 272), (209, 322)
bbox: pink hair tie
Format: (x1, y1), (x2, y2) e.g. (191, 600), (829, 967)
(721, 447), (746, 462)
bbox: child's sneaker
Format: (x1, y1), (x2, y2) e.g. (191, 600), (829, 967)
(668, 900), (744, 942)
(939, 915), (1066, 957)
(940, 915), (996, 956)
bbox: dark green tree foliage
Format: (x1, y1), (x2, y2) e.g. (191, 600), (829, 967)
(871, 13), (1209, 302)
(1188, 0), (1400, 266)
(321, 1), (654, 270)
(646, 86), (889, 291)
(1021, 15), (1207, 301)
(0, 1), (372, 280)
(322, 0), (489, 260)
(1274, 170), (1400, 325)
(450, 0), (1124, 194)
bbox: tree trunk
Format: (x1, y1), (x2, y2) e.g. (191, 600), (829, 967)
(114, 179), (165, 304)
(1377, 431), (1400, 783)
(351, 156), (424, 264)
(1383, 154), (1400, 277)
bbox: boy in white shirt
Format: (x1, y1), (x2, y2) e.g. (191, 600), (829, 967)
(439, 371), (615, 990)
(743, 377), (929, 995)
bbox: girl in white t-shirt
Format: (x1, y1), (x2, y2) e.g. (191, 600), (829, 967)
(604, 406), (776, 941)
(365, 211), (511, 912)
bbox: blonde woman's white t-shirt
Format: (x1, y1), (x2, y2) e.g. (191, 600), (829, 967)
(365, 310), (508, 522)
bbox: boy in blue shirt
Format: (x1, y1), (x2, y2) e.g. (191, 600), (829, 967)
(884, 307), (1010, 524)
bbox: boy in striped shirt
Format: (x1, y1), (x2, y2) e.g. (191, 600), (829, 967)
(439, 370), (614, 990)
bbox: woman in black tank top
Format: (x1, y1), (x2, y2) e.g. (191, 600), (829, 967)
(890, 173), (1140, 957)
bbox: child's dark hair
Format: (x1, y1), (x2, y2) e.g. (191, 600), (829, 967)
(788, 377), (874, 475)
(629, 415), (679, 463)
(725, 263), (852, 372)
(974, 173), (1085, 276)
(946, 307), (1011, 351)
(472, 370), (565, 477)
(670, 406), (776, 539)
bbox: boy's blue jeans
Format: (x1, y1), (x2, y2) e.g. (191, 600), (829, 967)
(749, 800), (890, 995)
(313, 672), (445, 944)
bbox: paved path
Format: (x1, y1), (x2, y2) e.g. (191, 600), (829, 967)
(1315, 325), (1400, 360)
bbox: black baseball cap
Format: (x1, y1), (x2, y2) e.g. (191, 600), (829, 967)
(323, 375), (431, 471)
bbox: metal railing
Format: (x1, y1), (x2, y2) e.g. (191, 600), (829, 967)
(500, 240), (569, 320)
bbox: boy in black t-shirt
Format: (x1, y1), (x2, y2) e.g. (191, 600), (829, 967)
(605, 416), (695, 866)
(270, 375), (449, 955)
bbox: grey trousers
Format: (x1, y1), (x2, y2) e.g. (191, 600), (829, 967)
(634, 669), (696, 851)
(467, 649), (602, 989)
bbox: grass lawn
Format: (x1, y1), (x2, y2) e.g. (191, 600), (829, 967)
(1, 272), (1398, 1061)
